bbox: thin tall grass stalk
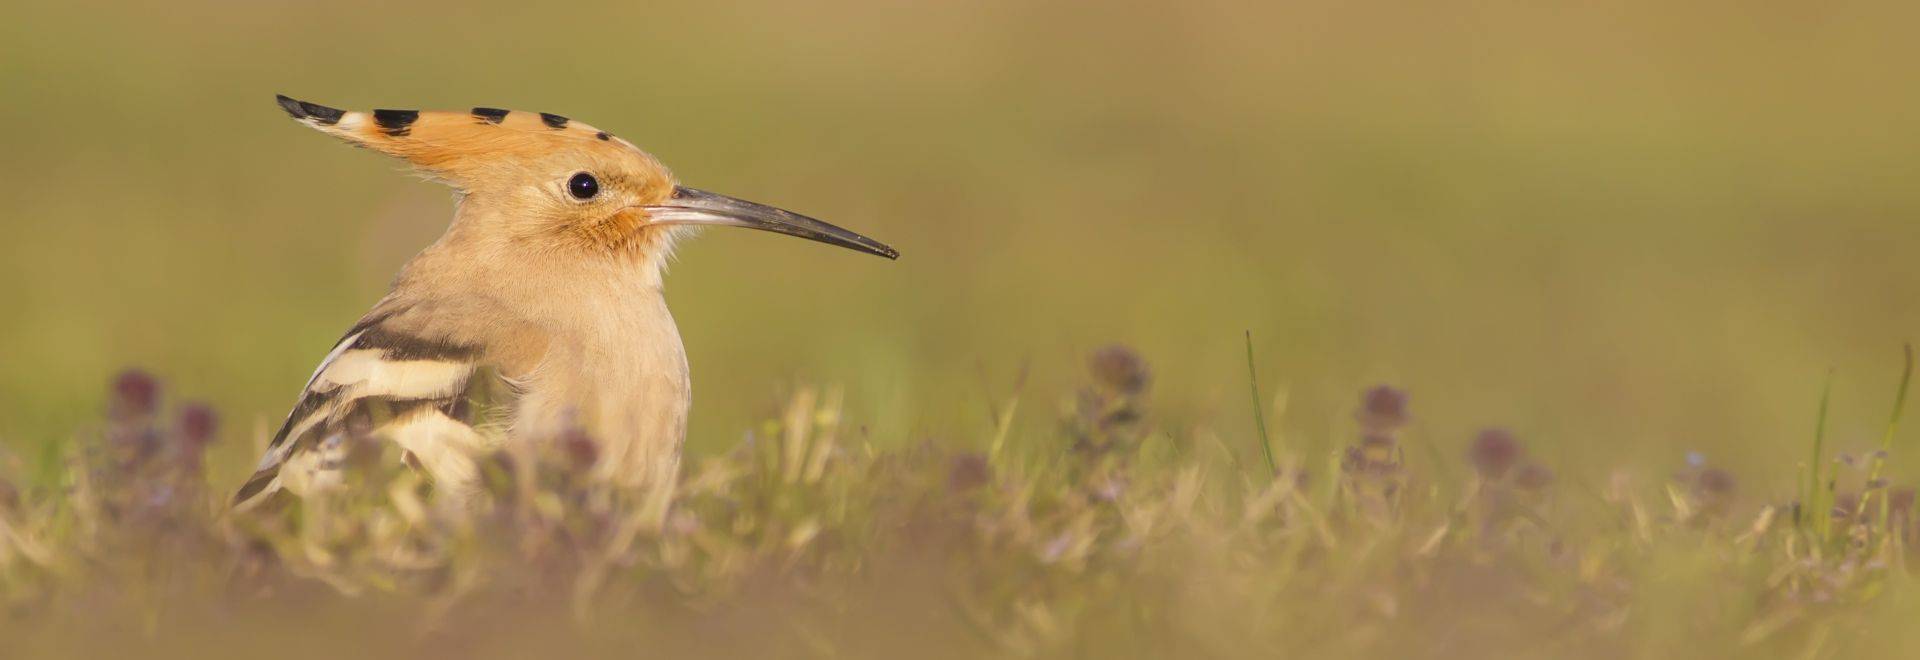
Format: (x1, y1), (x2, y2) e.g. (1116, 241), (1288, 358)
(1244, 331), (1278, 476)
(988, 398), (1020, 461)
(1853, 344), (1913, 532)
(1808, 369), (1835, 541)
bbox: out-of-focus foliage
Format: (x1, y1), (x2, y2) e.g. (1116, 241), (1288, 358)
(5, 360), (1920, 659)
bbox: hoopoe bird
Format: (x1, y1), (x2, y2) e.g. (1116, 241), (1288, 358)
(233, 96), (896, 508)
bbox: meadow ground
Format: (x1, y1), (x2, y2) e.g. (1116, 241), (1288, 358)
(7, 0), (1920, 657)
(4, 352), (1920, 659)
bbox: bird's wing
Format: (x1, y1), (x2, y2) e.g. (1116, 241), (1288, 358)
(232, 314), (501, 508)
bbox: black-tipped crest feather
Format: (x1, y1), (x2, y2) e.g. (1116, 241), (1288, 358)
(372, 109), (419, 136)
(472, 107), (510, 124)
(275, 94), (343, 125)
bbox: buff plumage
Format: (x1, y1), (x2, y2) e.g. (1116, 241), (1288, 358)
(236, 96), (895, 509)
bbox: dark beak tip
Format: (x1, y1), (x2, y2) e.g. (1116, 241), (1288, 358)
(667, 186), (901, 261)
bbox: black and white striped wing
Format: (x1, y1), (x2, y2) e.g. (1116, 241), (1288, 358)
(233, 319), (493, 507)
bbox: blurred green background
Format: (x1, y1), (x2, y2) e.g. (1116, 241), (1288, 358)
(3, 0), (1919, 492)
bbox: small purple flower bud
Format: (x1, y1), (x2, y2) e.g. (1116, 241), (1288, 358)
(1087, 345), (1151, 395)
(1354, 386), (1410, 432)
(177, 403), (218, 446)
(1468, 428), (1523, 479)
(111, 369), (160, 419)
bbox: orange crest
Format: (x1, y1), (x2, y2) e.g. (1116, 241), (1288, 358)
(275, 95), (671, 197)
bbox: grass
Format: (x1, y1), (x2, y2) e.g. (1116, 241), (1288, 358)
(1809, 369), (1836, 542)
(4, 348), (1920, 659)
(1244, 330), (1277, 475)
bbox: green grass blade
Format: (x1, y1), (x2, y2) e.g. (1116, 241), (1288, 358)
(1244, 330), (1278, 476)
(1809, 368), (1835, 539)
(1856, 344), (1913, 530)
(1878, 343), (1912, 453)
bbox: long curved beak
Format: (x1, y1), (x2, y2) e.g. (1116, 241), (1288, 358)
(643, 186), (899, 260)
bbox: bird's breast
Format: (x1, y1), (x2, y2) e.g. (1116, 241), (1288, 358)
(508, 291), (690, 488)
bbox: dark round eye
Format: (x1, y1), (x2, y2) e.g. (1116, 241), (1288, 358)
(567, 172), (600, 200)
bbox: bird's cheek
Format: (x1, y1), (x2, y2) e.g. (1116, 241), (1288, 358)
(610, 207), (653, 234)
(558, 208), (637, 252)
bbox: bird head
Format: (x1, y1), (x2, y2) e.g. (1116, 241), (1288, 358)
(274, 95), (898, 262)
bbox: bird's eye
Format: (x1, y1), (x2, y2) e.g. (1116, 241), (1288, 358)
(567, 172), (600, 200)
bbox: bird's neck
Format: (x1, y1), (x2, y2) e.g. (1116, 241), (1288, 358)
(518, 288), (690, 487)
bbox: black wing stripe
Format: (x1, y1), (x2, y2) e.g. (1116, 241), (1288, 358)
(232, 468), (280, 505)
(351, 326), (481, 362)
(231, 391), (470, 506)
(234, 313), (483, 506)
(273, 386), (341, 443)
